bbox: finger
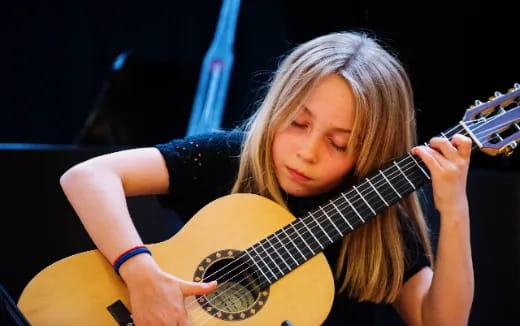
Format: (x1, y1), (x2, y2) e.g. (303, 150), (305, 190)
(428, 137), (458, 160)
(451, 134), (473, 158)
(180, 280), (218, 297)
(412, 145), (442, 171)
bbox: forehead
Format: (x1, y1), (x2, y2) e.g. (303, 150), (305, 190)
(301, 74), (356, 130)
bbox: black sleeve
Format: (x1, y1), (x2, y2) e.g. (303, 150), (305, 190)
(153, 129), (243, 221)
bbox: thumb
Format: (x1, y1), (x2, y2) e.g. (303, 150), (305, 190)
(179, 280), (218, 297)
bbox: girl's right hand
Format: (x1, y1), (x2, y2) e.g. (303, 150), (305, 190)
(119, 254), (218, 326)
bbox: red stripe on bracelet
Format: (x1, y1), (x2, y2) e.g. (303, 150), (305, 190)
(112, 245), (147, 266)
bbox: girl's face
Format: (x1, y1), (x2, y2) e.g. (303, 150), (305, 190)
(272, 74), (357, 197)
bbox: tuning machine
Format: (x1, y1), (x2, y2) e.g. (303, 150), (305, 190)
(501, 141), (518, 157)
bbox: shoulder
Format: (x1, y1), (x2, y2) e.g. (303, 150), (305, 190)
(153, 129), (244, 182)
(153, 129), (245, 218)
(155, 129), (243, 160)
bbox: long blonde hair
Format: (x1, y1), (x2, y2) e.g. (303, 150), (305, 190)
(231, 31), (432, 303)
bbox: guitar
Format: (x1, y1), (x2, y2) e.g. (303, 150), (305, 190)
(18, 85), (520, 325)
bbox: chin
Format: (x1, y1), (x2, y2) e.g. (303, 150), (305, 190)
(281, 183), (321, 197)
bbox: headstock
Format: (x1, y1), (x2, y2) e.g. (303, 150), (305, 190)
(461, 83), (520, 156)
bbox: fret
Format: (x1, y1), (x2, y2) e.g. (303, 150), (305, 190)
(259, 239), (285, 276)
(391, 171), (417, 196)
(319, 205), (343, 237)
(341, 192), (364, 223)
(308, 211), (334, 243)
(272, 232), (299, 267)
(405, 163), (430, 188)
(251, 244), (277, 280)
(353, 184), (376, 215)
(299, 217), (324, 250)
(289, 223), (315, 256)
(407, 152), (430, 180)
(264, 235), (292, 272)
(240, 116), (480, 286)
(244, 149), (439, 285)
(393, 161), (415, 190)
(378, 169), (402, 199)
(366, 177), (389, 207)
(329, 199), (353, 230)
(280, 227), (306, 261)
(244, 250), (270, 284)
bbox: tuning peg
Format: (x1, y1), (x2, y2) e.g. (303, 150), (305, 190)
(488, 91), (503, 101)
(514, 83), (520, 89)
(470, 99), (483, 109)
(502, 141), (518, 157)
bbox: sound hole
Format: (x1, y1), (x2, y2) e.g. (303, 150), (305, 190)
(194, 250), (269, 321)
(202, 257), (260, 313)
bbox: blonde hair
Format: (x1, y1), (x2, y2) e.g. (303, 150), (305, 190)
(231, 31), (432, 303)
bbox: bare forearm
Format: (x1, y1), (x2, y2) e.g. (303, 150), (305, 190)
(60, 165), (144, 263)
(423, 203), (474, 325)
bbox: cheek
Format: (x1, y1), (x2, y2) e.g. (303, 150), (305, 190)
(271, 134), (284, 168)
(323, 158), (355, 183)
(272, 132), (290, 161)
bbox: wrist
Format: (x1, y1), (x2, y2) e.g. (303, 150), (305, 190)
(117, 250), (160, 284)
(437, 198), (469, 219)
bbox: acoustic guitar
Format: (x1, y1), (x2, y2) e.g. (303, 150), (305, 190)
(17, 85), (520, 325)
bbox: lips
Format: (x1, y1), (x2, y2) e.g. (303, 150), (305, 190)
(287, 167), (311, 181)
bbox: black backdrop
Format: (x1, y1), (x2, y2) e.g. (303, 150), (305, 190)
(2, 1), (520, 151)
(1, 1), (519, 325)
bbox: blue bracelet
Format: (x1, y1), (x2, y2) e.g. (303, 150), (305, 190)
(113, 246), (152, 276)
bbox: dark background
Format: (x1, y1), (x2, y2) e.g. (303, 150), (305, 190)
(1, 1), (520, 153)
(1, 1), (519, 325)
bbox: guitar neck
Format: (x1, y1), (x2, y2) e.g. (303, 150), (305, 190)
(243, 121), (476, 287)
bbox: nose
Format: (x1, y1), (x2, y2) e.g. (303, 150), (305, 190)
(297, 134), (319, 163)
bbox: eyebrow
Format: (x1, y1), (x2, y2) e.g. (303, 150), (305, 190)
(302, 107), (352, 134)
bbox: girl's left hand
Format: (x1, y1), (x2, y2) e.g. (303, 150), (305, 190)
(411, 134), (472, 216)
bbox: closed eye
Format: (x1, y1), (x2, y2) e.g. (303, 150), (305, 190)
(330, 140), (347, 152)
(291, 121), (307, 128)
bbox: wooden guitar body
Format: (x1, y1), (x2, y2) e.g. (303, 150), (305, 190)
(18, 193), (335, 325)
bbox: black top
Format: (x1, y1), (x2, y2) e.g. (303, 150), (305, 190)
(155, 130), (430, 326)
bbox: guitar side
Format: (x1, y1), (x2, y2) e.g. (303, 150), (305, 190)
(18, 193), (335, 325)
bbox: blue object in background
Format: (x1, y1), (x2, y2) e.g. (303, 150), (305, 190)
(186, 0), (241, 136)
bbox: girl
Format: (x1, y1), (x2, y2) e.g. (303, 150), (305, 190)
(60, 31), (474, 325)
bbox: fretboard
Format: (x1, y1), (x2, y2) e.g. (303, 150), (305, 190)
(242, 121), (477, 288)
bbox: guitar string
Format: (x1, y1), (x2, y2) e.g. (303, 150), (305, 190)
(191, 120), (474, 286)
(193, 99), (519, 323)
(194, 114), (510, 325)
(191, 120), (476, 288)
(191, 102), (518, 322)
(192, 157), (436, 325)
(187, 121), (478, 323)
(191, 118), (496, 325)
(195, 111), (508, 295)
(470, 105), (520, 143)
(188, 120), (485, 323)
(191, 160), (430, 325)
